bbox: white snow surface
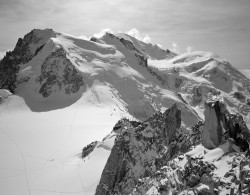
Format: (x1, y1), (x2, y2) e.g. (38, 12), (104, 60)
(0, 89), (12, 99)
(0, 29), (250, 195)
(0, 95), (121, 195)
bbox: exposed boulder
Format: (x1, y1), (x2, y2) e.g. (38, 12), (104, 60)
(82, 141), (98, 159)
(233, 91), (246, 102)
(247, 99), (250, 106)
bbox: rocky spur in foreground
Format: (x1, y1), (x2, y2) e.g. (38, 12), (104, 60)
(87, 100), (250, 195)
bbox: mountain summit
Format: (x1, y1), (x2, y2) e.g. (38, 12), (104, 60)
(0, 28), (250, 195)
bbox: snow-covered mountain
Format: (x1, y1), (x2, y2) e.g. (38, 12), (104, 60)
(0, 28), (250, 195)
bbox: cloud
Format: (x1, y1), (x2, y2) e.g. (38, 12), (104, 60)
(126, 28), (152, 44)
(93, 28), (113, 38)
(92, 28), (153, 44)
(171, 42), (179, 53)
(126, 28), (141, 39)
(143, 35), (151, 44)
(77, 35), (88, 40)
(186, 46), (193, 53)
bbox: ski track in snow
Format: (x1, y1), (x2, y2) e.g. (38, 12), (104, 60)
(0, 99), (31, 195)
(30, 98), (80, 191)
(0, 97), (105, 195)
(0, 91), (119, 195)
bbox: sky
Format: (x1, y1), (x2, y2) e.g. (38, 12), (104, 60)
(0, 0), (250, 70)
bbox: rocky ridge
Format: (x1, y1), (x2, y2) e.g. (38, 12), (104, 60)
(0, 29), (55, 92)
(202, 100), (250, 150)
(97, 32), (175, 85)
(36, 47), (84, 97)
(95, 104), (199, 195)
(94, 100), (250, 195)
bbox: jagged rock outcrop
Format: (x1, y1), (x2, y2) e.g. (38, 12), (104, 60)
(223, 154), (250, 194)
(82, 141), (98, 158)
(129, 145), (250, 195)
(95, 118), (142, 195)
(202, 100), (250, 150)
(36, 48), (84, 97)
(0, 29), (55, 92)
(95, 104), (183, 195)
(192, 86), (203, 105)
(95, 99), (250, 195)
(163, 104), (181, 145)
(202, 101), (224, 149)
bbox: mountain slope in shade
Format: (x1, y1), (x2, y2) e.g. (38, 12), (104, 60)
(0, 28), (249, 195)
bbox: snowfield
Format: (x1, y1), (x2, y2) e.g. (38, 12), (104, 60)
(0, 94), (123, 195)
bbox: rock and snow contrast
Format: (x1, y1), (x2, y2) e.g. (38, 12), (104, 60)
(0, 28), (250, 195)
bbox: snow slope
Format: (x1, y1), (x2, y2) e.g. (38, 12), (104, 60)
(0, 94), (122, 195)
(148, 51), (250, 125)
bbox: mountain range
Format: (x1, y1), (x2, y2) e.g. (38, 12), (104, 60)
(0, 28), (250, 195)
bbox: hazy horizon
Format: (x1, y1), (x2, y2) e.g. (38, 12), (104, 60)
(0, 0), (249, 70)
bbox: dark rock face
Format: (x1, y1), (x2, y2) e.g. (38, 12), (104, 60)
(90, 37), (98, 42)
(116, 35), (149, 69)
(82, 141), (98, 158)
(95, 118), (139, 195)
(202, 100), (250, 150)
(112, 118), (142, 133)
(192, 86), (203, 105)
(36, 48), (84, 97)
(0, 29), (55, 92)
(163, 104), (181, 145)
(120, 38), (141, 54)
(223, 154), (250, 195)
(95, 104), (182, 195)
(134, 52), (148, 67)
(175, 78), (183, 88)
(233, 91), (246, 102)
(202, 101), (224, 149)
(247, 99), (250, 106)
(183, 157), (216, 188)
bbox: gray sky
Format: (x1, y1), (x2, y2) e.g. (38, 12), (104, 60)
(0, 0), (249, 70)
